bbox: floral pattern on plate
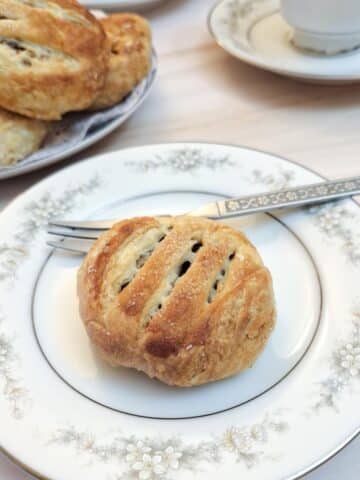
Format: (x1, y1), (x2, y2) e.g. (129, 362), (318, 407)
(49, 411), (288, 479)
(313, 306), (360, 411)
(213, 0), (278, 51)
(309, 203), (360, 265)
(0, 175), (101, 417)
(125, 148), (235, 173)
(0, 144), (358, 480)
(0, 176), (101, 286)
(0, 312), (29, 419)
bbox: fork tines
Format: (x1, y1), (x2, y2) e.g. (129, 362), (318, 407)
(47, 218), (115, 254)
(49, 218), (115, 230)
(47, 238), (93, 254)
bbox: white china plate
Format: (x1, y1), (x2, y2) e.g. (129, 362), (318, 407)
(80, 0), (167, 10)
(0, 54), (157, 181)
(0, 143), (359, 480)
(209, 0), (360, 84)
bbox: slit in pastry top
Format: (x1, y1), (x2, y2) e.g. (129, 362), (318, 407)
(142, 240), (204, 326)
(77, 216), (276, 386)
(99, 224), (173, 312)
(0, 35), (78, 70)
(95, 218), (249, 332)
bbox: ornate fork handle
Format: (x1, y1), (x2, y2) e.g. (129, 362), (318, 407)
(221, 176), (360, 216)
(195, 176), (360, 218)
(48, 175), (360, 254)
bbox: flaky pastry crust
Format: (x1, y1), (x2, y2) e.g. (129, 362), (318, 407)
(91, 13), (151, 110)
(78, 216), (276, 387)
(0, 0), (109, 120)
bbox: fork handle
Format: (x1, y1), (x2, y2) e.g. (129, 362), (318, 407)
(192, 176), (360, 219)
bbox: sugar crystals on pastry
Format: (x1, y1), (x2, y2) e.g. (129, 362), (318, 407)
(78, 216), (276, 387)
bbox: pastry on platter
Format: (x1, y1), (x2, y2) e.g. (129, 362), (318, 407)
(0, 108), (48, 166)
(0, 0), (109, 120)
(91, 13), (152, 110)
(78, 216), (276, 387)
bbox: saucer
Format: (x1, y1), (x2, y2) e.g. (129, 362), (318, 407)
(208, 0), (360, 84)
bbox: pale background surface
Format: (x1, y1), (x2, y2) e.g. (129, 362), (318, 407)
(0, 0), (358, 478)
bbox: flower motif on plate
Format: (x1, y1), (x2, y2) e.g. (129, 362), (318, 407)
(313, 307), (360, 411)
(219, 0), (278, 51)
(49, 411), (287, 479)
(0, 176), (101, 285)
(309, 203), (360, 264)
(0, 312), (29, 419)
(0, 176), (102, 417)
(126, 148), (234, 173)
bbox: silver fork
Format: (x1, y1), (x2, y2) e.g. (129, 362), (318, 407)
(47, 175), (360, 254)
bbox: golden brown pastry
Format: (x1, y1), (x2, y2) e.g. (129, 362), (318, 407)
(0, 108), (48, 166)
(0, 0), (109, 120)
(91, 13), (151, 110)
(78, 216), (276, 387)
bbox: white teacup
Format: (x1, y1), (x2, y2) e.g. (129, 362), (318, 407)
(280, 0), (360, 54)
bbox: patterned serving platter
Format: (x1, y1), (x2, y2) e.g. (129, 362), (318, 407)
(0, 52), (157, 181)
(0, 143), (359, 480)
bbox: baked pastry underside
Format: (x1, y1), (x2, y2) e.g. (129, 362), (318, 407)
(0, 107), (48, 165)
(78, 216), (275, 387)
